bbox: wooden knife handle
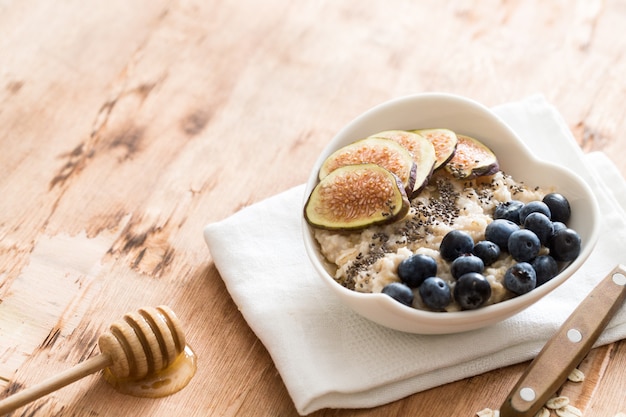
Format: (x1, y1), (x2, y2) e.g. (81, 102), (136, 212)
(500, 264), (626, 417)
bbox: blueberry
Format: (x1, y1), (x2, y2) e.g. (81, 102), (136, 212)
(523, 212), (554, 246)
(494, 200), (525, 224)
(504, 262), (537, 295)
(453, 272), (492, 310)
(519, 201), (551, 224)
(450, 254), (484, 279)
(381, 282), (414, 307)
(551, 221), (567, 235)
(549, 228), (581, 262)
(542, 193), (571, 223)
(548, 221), (566, 246)
(397, 254), (438, 288)
(472, 240), (501, 266)
(440, 230), (474, 262)
(531, 255), (559, 286)
(508, 229), (541, 262)
(419, 277), (451, 311)
(485, 219), (520, 251)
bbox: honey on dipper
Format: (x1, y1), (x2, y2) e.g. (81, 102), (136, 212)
(0, 305), (196, 414)
(99, 305), (197, 397)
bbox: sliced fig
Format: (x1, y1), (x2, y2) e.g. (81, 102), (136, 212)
(413, 128), (458, 170)
(319, 137), (417, 195)
(305, 163), (410, 230)
(444, 134), (499, 179)
(368, 130), (436, 197)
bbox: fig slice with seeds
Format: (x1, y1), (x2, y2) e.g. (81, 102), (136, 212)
(319, 137), (417, 195)
(444, 134), (499, 179)
(413, 128), (458, 170)
(368, 130), (436, 197)
(305, 163), (410, 230)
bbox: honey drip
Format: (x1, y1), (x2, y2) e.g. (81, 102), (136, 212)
(0, 305), (195, 415)
(103, 345), (197, 398)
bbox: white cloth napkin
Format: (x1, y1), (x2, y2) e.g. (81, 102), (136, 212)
(203, 95), (626, 415)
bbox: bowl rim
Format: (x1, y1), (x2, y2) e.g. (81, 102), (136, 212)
(301, 92), (601, 333)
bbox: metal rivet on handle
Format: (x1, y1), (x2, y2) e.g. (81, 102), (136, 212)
(567, 328), (583, 343)
(519, 387), (536, 402)
(613, 273), (626, 286)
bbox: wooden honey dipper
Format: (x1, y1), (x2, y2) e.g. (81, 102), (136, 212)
(0, 305), (189, 414)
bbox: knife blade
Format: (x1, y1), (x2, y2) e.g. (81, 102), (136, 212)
(499, 264), (626, 417)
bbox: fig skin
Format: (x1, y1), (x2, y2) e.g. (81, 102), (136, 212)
(413, 128), (458, 170)
(318, 137), (417, 196)
(368, 130), (436, 197)
(444, 134), (499, 179)
(305, 163), (410, 231)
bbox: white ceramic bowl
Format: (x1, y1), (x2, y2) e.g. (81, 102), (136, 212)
(302, 93), (600, 334)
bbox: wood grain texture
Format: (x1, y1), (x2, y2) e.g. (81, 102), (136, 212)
(1, 0), (626, 416)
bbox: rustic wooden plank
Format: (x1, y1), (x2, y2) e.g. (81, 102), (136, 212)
(582, 341), (626, 416)
(559, 344), (614, 413)
(1, 0), (626, 416)
(0, 0), (173, 398)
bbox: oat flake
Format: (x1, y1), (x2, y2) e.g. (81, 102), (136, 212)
(476, 408), (499, 417)
(534, 407), (550, 417)
(546, 396), (570, 409)
(556, 404), (583, 417)
(567, 368), (585, 382)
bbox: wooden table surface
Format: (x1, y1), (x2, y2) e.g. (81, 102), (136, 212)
(1, 1), (625, 416)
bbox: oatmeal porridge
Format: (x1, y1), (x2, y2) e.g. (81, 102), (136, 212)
(313, 169), (550, 311)
(305, 129), (580, 312)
